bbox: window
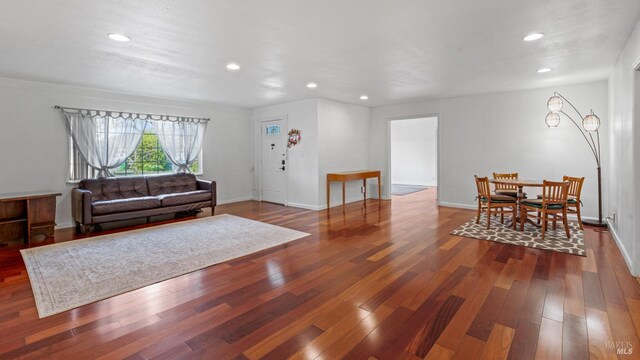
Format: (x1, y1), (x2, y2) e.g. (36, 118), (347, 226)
(69, 130), (202, 181)
(266, 124), (281, 135)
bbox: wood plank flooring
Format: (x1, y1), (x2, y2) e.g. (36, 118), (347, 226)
(0, 189), (639, 359)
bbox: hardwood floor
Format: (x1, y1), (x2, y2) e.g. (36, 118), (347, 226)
(1, 189), (639, 359)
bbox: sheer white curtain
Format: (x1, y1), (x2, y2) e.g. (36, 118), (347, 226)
(63, 110), (147, 178)
(152, 120), (207, 173)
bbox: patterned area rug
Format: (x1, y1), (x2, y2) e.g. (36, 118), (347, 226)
(21, 214), (310, 318)
(391, 184), (428, 196)
(451, 214), (585, 256)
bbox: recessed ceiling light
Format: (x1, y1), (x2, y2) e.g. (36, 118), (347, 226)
(226, 63), (240, 71)
(523, 33), (544, 42)
(360, 95), (369, 100)
(306, 82), (318, 89)
(107, 33), (130, 42)
(537, 67), (552, 73)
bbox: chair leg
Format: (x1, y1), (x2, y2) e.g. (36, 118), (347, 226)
(512, 205), (517, 230)
(537, 211), (541, 225)
(575, 205), (584, 230)
(520, 207), (525, 231)
(541, 212), (547, 240)
(553, 218), (557, 230)
(501, 209), (504, 224)
(476, 201), (481, 224)
(486, 207), (492, 229)
(562, 209), (571, 239)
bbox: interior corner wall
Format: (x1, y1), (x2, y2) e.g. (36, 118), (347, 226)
(369, 80), (608, 221)
(317, 99), (370, 208)
(608, 18), (640, 275)
(0, 77), (253, 229)
(251, 99), (320, 210)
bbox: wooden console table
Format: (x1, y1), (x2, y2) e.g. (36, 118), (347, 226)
(0, 191), (61, 246)
(326, 170), (381, 209)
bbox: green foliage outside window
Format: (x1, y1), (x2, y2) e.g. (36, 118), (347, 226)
(112, 132), (199, 176)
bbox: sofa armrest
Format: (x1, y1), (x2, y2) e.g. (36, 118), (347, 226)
(196, 179), (217, 206)
(72, 188), (93, 225)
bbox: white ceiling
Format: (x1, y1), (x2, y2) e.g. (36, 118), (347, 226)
(1, 0), (639, 108)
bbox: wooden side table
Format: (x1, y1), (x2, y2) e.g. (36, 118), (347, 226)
(0, 192), (61, 246)
(326, 170), (381, 209)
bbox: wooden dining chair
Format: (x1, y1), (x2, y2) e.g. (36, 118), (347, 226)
(520, 180), (570, 239)
(475, 176), (518, 230)
(492, 172), (526, 198)
(537, 176), (585, 230)
(563, 176), (585, 230)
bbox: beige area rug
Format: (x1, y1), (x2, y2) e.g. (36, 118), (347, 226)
(451, 214), (585, 256)
(21, 214), (310, 318)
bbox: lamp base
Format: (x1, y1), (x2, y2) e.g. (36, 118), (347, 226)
(582, 219), (608, 228)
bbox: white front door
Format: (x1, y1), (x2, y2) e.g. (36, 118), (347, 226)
(261, 120), (287, 204)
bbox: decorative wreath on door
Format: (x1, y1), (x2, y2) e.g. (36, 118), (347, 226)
(287, 129), (301, 148)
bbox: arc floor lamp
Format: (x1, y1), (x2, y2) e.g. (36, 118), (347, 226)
(545, 92), (606, 227)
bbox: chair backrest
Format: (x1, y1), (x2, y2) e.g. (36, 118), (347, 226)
(563, 176), (585, 198)
(542, 180), (569, 205)
(475, 176), (491, 198)
(493, 172), (518, 191)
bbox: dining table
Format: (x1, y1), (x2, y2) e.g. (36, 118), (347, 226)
(489, 178), (544, 228)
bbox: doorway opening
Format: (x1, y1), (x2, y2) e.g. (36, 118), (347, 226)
(389, 116), (438, 197)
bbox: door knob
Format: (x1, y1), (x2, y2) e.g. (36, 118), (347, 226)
(281, 160), (286, 165)
(280, 166), (285, 171)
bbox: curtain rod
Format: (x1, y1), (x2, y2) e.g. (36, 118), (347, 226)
(54, 105), (210, 122)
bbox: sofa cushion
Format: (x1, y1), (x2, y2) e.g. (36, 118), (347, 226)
(481, 195), (516, 203)
(522, 199), (564, 210)
(80, 177), (149, 201)
(157, 190), (212, 207)
(92, 196), (161, 215)
(80, 178), (104, 199)
(537, 194), (578, 204)
(147, 174), (198, 196)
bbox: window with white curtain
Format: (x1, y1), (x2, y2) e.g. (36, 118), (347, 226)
(62, 107), (207, 182)
(69, 129), (203, 181)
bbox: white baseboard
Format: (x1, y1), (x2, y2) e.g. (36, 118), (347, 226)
(606, 219), (637, 276)
(287, 202), (322, 211)
(392, 182), (434, 187)
(56, 222), (74, 230)
(217, 196), (254, 205)
(288, 195), (374, 211)
(438, 201), (476, 210)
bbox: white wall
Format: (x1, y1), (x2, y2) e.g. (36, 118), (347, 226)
(252, 98), (369, 210)
(252, 99), (319, 209)
(370, 81), (608, 220)
(390, 117), (438, 186)
(318, 99), (370, 208)
(0, 77), (253, 229)
(608, 18), (640, 275)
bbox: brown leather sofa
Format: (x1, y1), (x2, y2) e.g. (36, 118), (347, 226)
(72, 173), (216, 232)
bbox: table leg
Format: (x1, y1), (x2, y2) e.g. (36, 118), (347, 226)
(516, 185), (524, 229)
(377, 176), (382, 201)
(327, 178), (330, 210)
(517, 186), (524, 202)
(342, 181), (346, 208)
(363, 179), (367, 204)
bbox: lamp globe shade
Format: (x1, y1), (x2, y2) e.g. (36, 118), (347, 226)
(547, 96), (563, 112)
(545, 112), (561, 127)
(582, 112), (600, 132)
